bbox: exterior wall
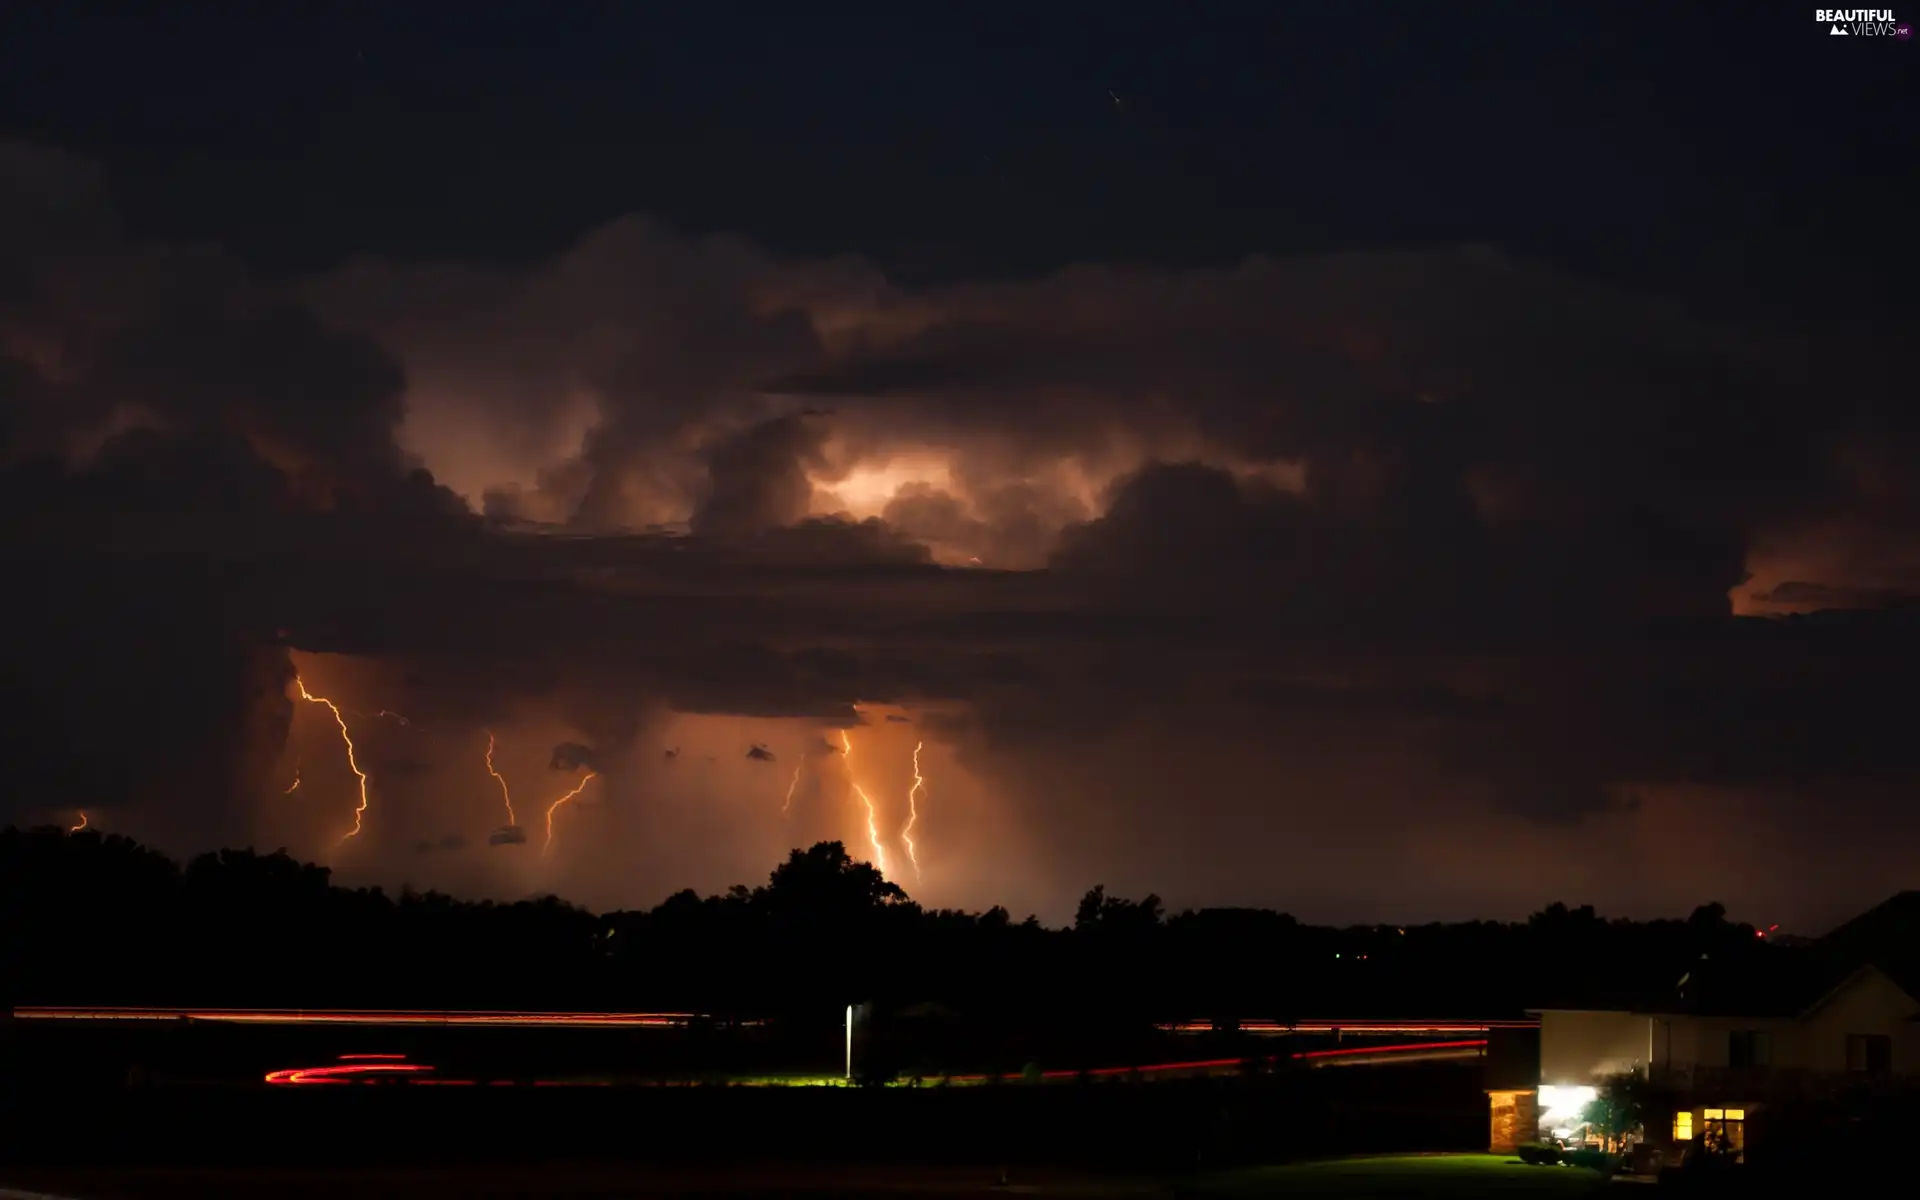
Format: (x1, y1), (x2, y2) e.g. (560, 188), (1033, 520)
(1544, 969), (1920, 1111)
(1661, 1014), (1796, 1070)
(1487, 1089), (1538, 1155)
(1798, 968), (1920, 1073)
(1538, 1010), (1656, 1083)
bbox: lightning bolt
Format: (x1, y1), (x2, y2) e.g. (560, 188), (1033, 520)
(542, 772), (597, 855)
(782, 764), (802, 815)
(840, 730), (890, 878)
(901, 740), (926, 882)
(294, 677), (372, 844)
(484, 731), (516, 826)
(284, 764), (301, 794)
(69, 811), (87, 833)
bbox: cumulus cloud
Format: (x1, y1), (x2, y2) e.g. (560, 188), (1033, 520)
(5, 137), (1919, 924)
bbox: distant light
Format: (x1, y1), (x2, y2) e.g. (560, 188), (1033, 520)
(1768, 924), (1779, 932)
(1755, 930), (1766, 938)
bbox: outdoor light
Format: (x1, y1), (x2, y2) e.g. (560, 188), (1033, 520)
(1537, 1084), (1597, 1127)
(845, 1004), (854, 1082)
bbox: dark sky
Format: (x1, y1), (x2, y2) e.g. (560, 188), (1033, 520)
(1, 3), (1916, 930)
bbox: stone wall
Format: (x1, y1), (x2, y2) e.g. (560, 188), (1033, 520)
(1487, 1088), (1538, 1154)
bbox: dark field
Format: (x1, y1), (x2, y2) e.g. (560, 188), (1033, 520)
(0, 1018), (1523, 1198)
(1, 1155), (1611, 1199)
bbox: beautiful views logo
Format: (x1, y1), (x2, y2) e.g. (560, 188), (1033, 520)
(1815, 8), (1912, 36)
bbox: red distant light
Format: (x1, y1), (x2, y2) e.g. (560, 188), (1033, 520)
(1756, 929), (1766, 938)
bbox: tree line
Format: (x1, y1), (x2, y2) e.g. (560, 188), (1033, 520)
(0, 827), (1772, 1019)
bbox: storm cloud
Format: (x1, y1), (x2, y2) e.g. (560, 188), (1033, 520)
(3, 136), (1917, 927)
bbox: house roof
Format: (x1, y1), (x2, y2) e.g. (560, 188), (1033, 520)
(1657, 950), (1833, 1018)
(1652, 950), (1920, 1022)
(1530, 893), (1920, 1022)
(1815, 890), (1920, 961)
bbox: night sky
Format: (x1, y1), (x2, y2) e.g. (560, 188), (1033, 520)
(1, 3), (1915, 930)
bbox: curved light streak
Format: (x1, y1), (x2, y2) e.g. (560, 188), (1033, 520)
(901, 740), (926, 882)
(839, 730), (889, 877)
(295, 677), (372, 843)
(542, 772), (596, 855)
(485, 731), (516, 826)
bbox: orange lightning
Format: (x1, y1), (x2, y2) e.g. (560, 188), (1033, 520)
(484, 732), (516, 825)
(294, 677), (372, 844)
(839, 730), (890, 878)
(542, 772), (597, 855)
(284, 764), (301, 794)
(69, 811), (88, 833)
(901, 740), (926, 882)
(782, 765), (802, 815)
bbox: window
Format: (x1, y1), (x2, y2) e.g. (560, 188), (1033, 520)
(1701, 1108), (1746, 1160)
(1847, 1033), (1893, 1074)
(1728, 1030), (1772, 1069)
(1672, 1111), (1693, 1141)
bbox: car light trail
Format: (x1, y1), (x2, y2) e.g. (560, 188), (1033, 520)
(13, 1006), (718, 1028)
(944, 1039), (1489, 1083)
(266, 1054), (434, 1085)
(1159, 1018), (1537, 1033)
(1297, 1038), (1487, 1060)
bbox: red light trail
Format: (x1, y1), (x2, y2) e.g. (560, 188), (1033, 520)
(1160, 1018), (1537, 1034)
(543, 771), (596, 855)
(944, 1040), (1489, 1083)
(15, 1006), (710, 1028)
(294, 676), (372, 843)
(484, 731), (516, 826)
(266, 1056), (432, 1086)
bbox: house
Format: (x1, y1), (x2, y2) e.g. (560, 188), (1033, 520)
(1498, 892), (1920, 1162)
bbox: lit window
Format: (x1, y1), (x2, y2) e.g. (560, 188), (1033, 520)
(1673, 1111), (1694, 1140)
(1702, 1108), (1723, 1120)
(1723, 1108), (1744, 1121)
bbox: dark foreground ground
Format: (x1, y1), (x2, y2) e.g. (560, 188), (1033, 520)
(1, 1155), (1610, 1199)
